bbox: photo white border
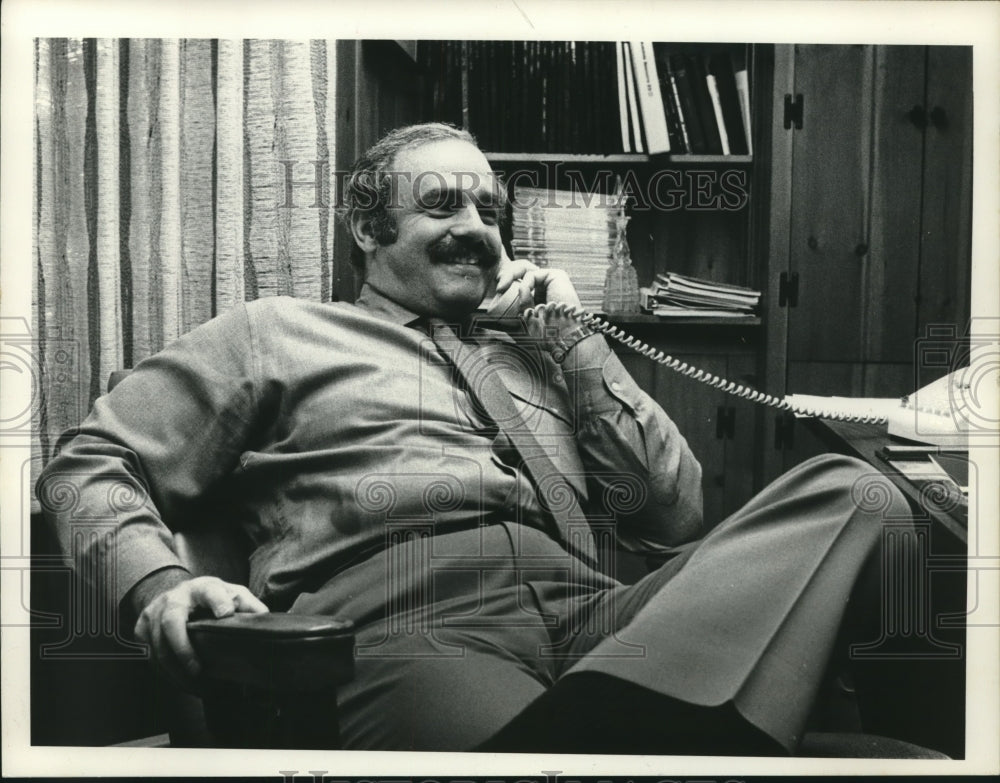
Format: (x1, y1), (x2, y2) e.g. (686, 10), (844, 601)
(3, 0), (998, 777)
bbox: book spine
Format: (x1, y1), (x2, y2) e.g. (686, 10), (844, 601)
(688, 55), (723, 154)
(616, 41), (631, 153)
(623, 43), (645, 153)
(705, 73), (731, 155)
(629, 40), (670, 154)
(659, 73), (686, 153)
(602, 43), (618, 151)
(653, 46), (687, 154)
(669, 54), (706, 154)
(460, 41), (470, 131)
(734, 66), (753, 156)
(709, 52), (748, 156)
(668, 73), (691, 152)
(566, 41), (576, 152)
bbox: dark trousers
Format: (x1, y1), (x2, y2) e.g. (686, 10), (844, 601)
(290, 454), (911, 752)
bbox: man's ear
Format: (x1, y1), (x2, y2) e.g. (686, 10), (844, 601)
(350, 212), (380, 254)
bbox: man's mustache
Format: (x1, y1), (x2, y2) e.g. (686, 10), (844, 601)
(428, 236), (500, 267)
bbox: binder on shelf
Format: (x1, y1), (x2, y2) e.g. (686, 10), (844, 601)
(628, 40), (671, 154)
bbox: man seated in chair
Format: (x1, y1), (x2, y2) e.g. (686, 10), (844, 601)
(40, 122), (933, 755)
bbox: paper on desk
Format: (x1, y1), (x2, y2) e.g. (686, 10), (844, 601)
(783, 394), (902, 419)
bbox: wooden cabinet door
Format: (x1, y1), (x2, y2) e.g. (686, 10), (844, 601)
(776, 44), (971, 398)
(787, 45), (875, 366)
(918, 46), (973, 338)
(866, 45), (927, 364)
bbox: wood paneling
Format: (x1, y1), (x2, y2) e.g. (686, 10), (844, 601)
(788, 45), (874, 362)
(867, 46), (924, 362)
(919, 47), (973, 334)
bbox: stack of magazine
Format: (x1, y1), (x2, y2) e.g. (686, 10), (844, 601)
(511, 186), (630, 312)
(639, 272), (760, 317)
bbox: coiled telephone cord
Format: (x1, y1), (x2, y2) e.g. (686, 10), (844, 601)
(527, 301), (890, 425)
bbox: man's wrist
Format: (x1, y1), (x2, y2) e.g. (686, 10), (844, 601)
(550, 324), (597, 364)
(126, 566), (192, 622)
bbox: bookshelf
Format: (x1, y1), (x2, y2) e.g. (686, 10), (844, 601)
(421, 41), (770, 296)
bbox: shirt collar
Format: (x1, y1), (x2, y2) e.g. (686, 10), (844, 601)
(353, 283), (424, 327)
(353, 283), (508, 341)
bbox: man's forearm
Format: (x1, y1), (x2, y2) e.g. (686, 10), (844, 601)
(559, 335), (705, 548)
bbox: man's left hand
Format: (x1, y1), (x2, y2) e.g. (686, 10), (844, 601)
(495, 257), (601, 362)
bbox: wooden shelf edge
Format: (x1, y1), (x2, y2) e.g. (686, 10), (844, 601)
(670, 154), (753, 165)
(486, 152), (753, 165)
(599, 314), (761, 326)
(474, 313), (760, 328)
(486, 152), (649, 163)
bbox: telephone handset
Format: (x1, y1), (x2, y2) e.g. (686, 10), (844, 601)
(484, 292), (989, 435)
(484, 284), (525, 320)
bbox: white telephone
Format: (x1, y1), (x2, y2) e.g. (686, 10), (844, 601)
(485, 288), (995, 444)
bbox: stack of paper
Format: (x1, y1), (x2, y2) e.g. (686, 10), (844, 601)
(511, 186), (630, 312)
(640, 272), (760, 317)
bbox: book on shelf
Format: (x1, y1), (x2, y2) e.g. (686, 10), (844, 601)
(710, 51), (750, 155)
(662, 71), (690, 153)
(651, 46), (752, 158)
(628, 41), (671, 154)
(704, 71), (731, 155)
(622, 42), (645, 153)
(616, 41), (631, 153)
(662, 52), (708, 154)
(420, 41), (752, 156)
(687, 55), (724, 155)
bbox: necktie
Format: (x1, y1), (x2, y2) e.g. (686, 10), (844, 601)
(429, 319), (598, 566)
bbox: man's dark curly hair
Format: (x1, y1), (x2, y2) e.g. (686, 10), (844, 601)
(339, 122), (508, 273)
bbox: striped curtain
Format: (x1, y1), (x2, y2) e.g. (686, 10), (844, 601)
(33, 38), (340, 468)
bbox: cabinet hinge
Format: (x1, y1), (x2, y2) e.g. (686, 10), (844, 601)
(778, 271), (799, 308)
(784, 93), (804, 130)
(715, 406), (736, 440)
(773, 411), (796, 450)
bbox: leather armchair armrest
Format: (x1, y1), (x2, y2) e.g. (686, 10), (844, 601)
(187, 613), (355, 693)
